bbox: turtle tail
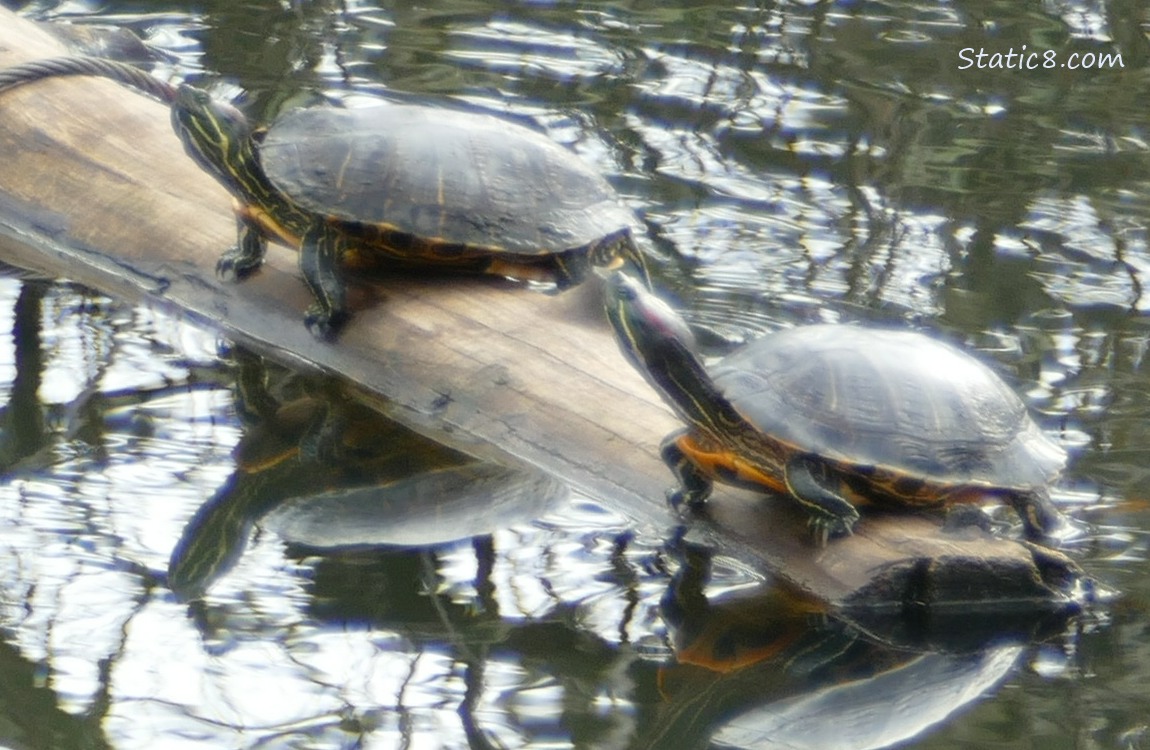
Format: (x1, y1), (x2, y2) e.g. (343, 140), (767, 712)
(0, 56), (176, 103)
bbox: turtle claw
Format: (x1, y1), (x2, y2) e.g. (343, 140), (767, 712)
(805, 509), (859, 546)
(304, 306), (348, 341)
(805, 517), (830, 547)
(215, 254), (237, 280)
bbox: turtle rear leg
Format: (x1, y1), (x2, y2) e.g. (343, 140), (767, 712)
(217, 213), (267, 280)
(661, 432), (713, 511)
(299, 220), (350, 340)
(783, 454), (861, 545)
(549, 248), (594, 290)
(1008, 490), (1064, 541)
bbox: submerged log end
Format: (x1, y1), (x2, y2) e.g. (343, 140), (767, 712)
(696, 491), (1091, 615)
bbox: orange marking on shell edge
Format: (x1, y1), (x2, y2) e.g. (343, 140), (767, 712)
(486, 258), (559, 283)
(233, 199), (300, 247)
(675, 434), (981, 510)
(656, 616), (809, 699)
(671, 611), (814, 676)
(676, 434), (787, 494)
(931, 485), (994, 506)
(236, 446), (299, 473)
(673, 626), (803, 675)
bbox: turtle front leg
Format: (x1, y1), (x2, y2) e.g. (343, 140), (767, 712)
(217, 212), (267, 280)
(783, 454), (861, 545)
(661, 432), (713, 511)
(299, 220), (350, 340)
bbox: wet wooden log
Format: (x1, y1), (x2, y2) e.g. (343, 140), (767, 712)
(0, 8), (1088, 614)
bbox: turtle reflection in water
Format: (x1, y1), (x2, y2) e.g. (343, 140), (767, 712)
(641, 539), (1078, 750)
(0, 57), (639, 338)
(167, 353), (567, 599)
(606, 273), (1068, 544)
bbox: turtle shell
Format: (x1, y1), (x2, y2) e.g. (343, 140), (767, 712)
(258, 103), (633, 255)
(711, 325), (1066, 491)
(260, 463), (568, 550)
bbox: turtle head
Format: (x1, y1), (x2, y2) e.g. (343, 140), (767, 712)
(606, 272), (699, 372)
(171, 84), (259, 194)
(606, 272), (731, 428)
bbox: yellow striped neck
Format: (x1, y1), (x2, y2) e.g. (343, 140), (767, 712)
(605, 275), (747, 442)
(170, 84), (313, 240)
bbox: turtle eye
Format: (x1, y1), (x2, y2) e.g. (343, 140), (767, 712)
(213, 100), (248, 131)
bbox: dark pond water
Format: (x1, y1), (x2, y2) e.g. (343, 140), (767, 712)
(2, 1), (1150, 748)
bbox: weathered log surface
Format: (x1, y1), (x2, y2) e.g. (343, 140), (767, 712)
(0, 8), (1088, 613)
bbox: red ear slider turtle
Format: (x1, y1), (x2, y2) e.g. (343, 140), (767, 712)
(0, 57), (638, 338)
(185, 90), (638, 338)
(605, 272), (1067, 543)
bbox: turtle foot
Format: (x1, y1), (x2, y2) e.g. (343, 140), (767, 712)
(666, 488), (709, 516)
(216, 248), (263, 281)
(805, 509), (859, 547)
(304, 306), (348, 341)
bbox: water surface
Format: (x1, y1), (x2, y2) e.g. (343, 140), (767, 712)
(2, 1), (1150, 748)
